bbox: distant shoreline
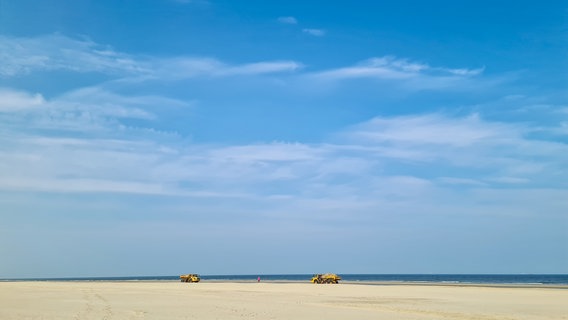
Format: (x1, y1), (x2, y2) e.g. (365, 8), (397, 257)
(340, 280), (568, 289)
(2, 278), (567, 289)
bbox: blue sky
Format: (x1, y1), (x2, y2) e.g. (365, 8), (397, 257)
(0, 0), (567, 278)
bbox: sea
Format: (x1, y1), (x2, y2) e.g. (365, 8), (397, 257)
(6, 274), (568, 285)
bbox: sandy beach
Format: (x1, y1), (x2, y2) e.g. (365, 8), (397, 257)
(1, 281), (567, 320)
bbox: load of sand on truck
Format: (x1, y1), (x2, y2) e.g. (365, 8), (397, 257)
(180, 274), (201, 283)
(311, 274), (341, 284)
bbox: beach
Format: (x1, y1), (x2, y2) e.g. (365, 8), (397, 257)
(1, 281), (567, 320)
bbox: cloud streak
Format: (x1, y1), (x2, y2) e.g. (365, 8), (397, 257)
(0, 34), (145, 76)
(345, 113), (516, 147)
(0, 34), (303, 81)
(302, 28), (326, 36)
(278, 16), (298, 24)
(312, 56), (484, 86)
(0, 88), (45, 112)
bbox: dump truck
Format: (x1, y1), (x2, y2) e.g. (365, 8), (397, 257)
(180, 274), (201, 283)
(311, 273), (341, 284)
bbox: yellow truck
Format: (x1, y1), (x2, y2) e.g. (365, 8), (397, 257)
(311, 273), (341, 284)
(180, 274), (201, 283)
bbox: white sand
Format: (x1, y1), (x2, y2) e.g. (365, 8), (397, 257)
(1, 281), (567, 319)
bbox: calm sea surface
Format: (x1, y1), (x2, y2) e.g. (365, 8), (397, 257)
(8, 274), (568, 285)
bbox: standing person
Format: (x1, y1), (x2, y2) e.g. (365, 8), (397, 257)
(257, 276), (260, 283)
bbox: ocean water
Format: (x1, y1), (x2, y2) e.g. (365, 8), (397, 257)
(9, 274), (568, 285)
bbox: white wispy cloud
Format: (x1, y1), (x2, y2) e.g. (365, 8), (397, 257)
(302, 28), (326, 36)
(210, 143), (321, 162)
(446, 67), (485, 76)
(345, 113), (515, 147)
(311, 56), (484, 89)
(0, 88), (46, 112)
(59, 86), (187, 116)
(488, 177), (530, 184)
(154, 58), (303, 79)
(0, 34), (303, 80)
(437, 177), (487, 186)
(0, 34), (146, 76)
(341, 113), (568, 186)
(0, 85), (192, 138)
(278, 16), (298, 24)
(218, 61), (303, 76)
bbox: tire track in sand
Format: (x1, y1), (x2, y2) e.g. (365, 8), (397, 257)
(73, 289), (113, 320)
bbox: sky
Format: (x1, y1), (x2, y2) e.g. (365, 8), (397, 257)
(0, 0), (567, 278)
